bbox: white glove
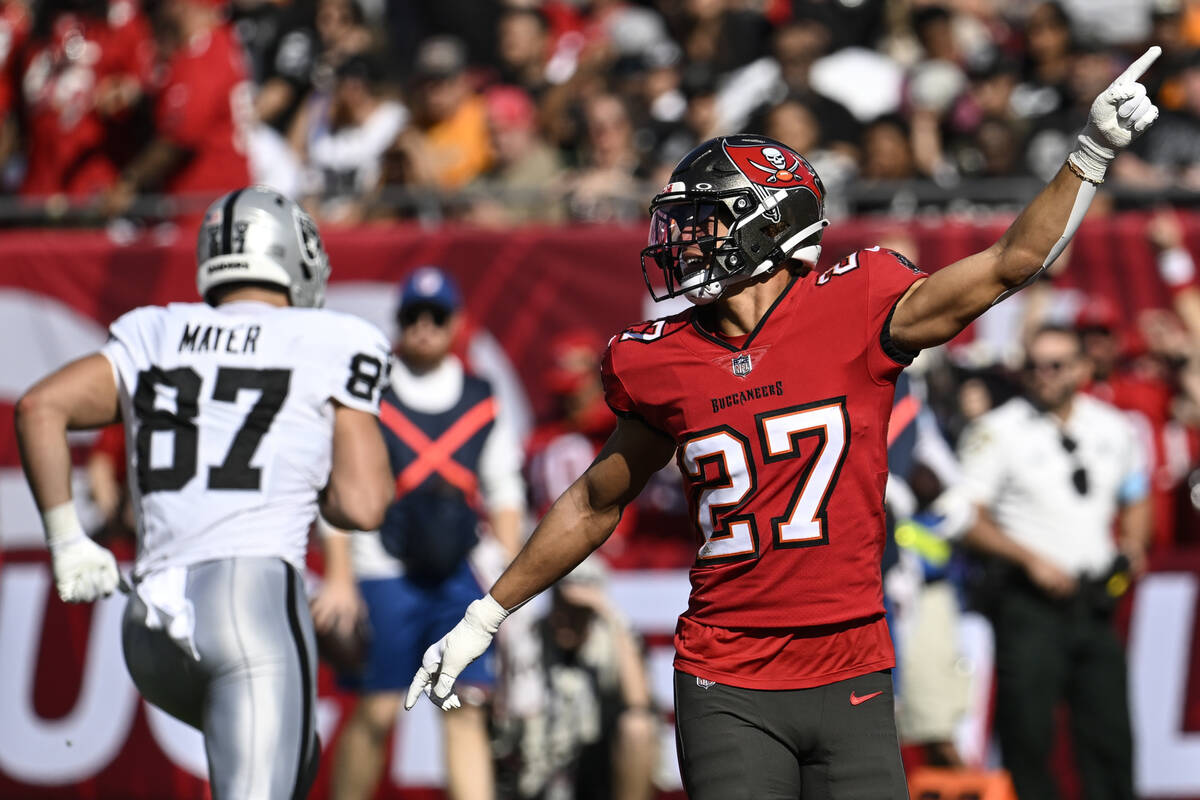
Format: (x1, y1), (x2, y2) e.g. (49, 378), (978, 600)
(405, 594), (509, 711)
(49, 533), (120, 603)
(42, 501), (119, 603)
(1069, 45), (1162, 183)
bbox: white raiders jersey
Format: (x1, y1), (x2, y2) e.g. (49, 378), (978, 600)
(100, 300), (390, 578)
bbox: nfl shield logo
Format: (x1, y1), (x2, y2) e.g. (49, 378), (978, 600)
(732, 353), (753, 377)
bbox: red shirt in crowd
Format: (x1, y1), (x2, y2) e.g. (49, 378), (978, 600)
(1087, 372), (1186, 550)
(0, 1), (30, 117)
(154, 23), (249, 200)
(5, 0), (153, 197)
(601, 247), (925, 690)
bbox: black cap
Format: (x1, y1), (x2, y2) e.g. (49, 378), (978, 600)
(414, 35), (467, 80)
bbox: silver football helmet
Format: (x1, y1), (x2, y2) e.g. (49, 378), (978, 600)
(196, 186), (331, 308)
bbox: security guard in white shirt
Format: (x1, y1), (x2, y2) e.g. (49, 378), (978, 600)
(959, 324), (1151, 800)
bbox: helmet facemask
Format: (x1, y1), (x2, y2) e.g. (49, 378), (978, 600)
(640, 135), (830, 306)
(642, 195), (748, 304)
(641, 190), (827, 305)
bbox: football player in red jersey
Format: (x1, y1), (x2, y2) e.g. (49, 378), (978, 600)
(408, 48), (1164, 799)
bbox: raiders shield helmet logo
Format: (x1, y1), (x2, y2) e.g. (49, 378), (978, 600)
(293, 208), (323, 279)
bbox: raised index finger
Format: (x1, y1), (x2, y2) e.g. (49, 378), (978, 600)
(1116, 45), (1162, 85)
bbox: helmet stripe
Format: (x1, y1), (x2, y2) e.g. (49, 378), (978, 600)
(220, 188), (246, 255)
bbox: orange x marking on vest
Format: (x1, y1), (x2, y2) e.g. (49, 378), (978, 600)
(887, 393), (921, 448)
(379, 397), (497, 500)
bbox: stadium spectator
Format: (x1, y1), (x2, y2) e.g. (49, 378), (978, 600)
(566, 92), (644, 220)
(650, 64), (720, 181)
(668, 0), (769, 79)
(959, 324), (1150, 800)
(466, 84), (565, 226)
(496, 6), (551, 98)
(493, 557), (657, 800)
(253, 0), (372, 134)
(3, 0), (154, 200)
(394, 35), (492, 191)
(0, 0), (29, 186)
(861, 114), (918, 181)
(295, 53), (407, 224)
(322, 266), (524, 800)
(103, 0), (250, 218)
(1013, 2), (1075, 121)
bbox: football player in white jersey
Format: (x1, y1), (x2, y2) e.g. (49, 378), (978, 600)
(14, 186), (394, 800)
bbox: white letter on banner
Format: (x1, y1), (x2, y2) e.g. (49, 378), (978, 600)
(0, 565), (138, 784)
(1130, 573), (1200, 797)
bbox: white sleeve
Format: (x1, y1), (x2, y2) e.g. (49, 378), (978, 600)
(327, 316), (392, 415)
(98, 307), (154, 394)
(1116, 414), (1151, 504)
(956, 417), (1007, 508)
(478, 405), (526, 513)
(309, 102), (408, 171)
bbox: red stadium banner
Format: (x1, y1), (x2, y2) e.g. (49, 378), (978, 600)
(1, 217), (1198, 799)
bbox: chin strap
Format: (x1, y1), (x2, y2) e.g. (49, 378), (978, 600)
(991, 177), (1097, 306)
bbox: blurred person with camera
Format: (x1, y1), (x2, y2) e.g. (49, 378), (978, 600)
(959, 324), (1151, 800)
(319, 266), (524, 800)
(493, 557), (657, 800)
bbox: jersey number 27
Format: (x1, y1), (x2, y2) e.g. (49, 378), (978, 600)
(683, 398), (848, 563)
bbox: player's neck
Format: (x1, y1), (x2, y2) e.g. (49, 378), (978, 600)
(216, 287), (290, 308)
(712, 269), (792, 337)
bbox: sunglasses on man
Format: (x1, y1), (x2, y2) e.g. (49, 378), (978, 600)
(1025, 358), (1075, 374)
(1058, 432), (1089, 495)
(398, 303), (452, 328)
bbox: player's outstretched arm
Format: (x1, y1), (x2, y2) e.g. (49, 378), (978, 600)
(405, 415), (676, 711)
(14, 354), (123, 602)
(890, 46), (1162, 353)
(322, 402), (393, 532)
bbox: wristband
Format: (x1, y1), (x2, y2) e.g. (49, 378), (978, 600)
(42, 501), (86, 550)
(1067, 134), (1112, 185)
(466, 594), (510, 634)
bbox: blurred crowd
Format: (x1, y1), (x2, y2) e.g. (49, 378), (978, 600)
(5, 0), (1200, 224)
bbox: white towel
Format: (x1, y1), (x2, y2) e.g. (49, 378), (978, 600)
(134, 567), (200, 661)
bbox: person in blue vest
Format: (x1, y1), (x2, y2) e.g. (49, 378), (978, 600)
(315, 266), (526, 800)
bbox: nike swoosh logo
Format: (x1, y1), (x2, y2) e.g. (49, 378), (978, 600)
(849, 690), (884, 706)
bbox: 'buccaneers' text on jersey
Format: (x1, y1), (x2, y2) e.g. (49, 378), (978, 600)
(602, 246), (926, 690)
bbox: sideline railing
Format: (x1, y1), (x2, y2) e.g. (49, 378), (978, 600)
(1, 177), (1197, 228)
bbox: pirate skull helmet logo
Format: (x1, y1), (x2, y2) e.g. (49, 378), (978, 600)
(749, 146), (801, 183)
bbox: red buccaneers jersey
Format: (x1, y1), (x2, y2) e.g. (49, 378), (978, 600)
(155, 24), (250, 198)
(602, 247), (927, 689)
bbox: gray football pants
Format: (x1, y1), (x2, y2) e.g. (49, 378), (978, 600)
(122, 557), (320, 800)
